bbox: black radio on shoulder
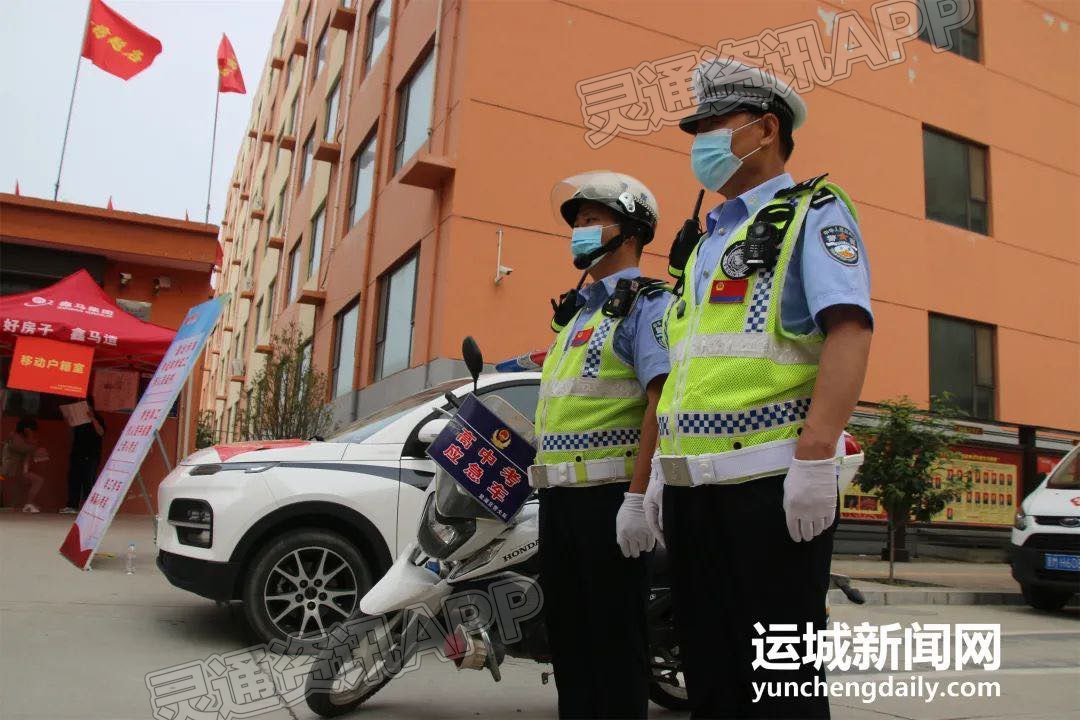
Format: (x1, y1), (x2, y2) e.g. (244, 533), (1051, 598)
(743, 221), (782, 270)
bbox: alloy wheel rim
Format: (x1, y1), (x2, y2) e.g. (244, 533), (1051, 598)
(263, 545), (358, 639)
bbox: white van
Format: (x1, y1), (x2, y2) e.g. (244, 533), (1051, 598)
(1011, 444), (1080, 611)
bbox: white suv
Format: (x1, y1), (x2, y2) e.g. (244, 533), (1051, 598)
(155, 373), (540, 647)
(1011, 444), (1080, 611)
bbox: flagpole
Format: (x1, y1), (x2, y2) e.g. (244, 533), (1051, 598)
(205, 89), (220, 223)
(55, 0), (93, 201)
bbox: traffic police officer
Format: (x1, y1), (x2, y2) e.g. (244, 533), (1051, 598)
(644, 61), (874, 718)
(530, 171), (670, 719)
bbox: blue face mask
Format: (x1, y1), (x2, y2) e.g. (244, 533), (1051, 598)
(690, 118), (762, 191)
(570, 224), (615, 263)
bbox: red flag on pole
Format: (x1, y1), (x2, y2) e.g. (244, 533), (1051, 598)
(217, 34), (246, 94)
(14, 180), (20, 196)
(82, 0), (162, 81)
(107, 195), (114, 210)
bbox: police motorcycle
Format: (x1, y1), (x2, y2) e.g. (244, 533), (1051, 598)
(305, 338), (688, 717)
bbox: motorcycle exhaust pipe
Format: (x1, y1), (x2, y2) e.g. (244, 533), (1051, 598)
(444, 624), (502, 681)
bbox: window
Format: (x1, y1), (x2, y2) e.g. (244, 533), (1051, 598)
(313, 25), (328, 82)
(324, 79), (340, 142)
(265, 208), (276, 244)
(929, 315), (995, 419)
(393, 50), (435, 172)
(301, 6), (311, 40)
(276, 187), (287, 230)
(918, 0), (979, 61)
(267, 278), (277, 317)
(254, 299), (263, 339)
(287, 244), (302, 303)
(332, 298), (360, 397)
(309, 204), (325, 279)
(286, 94), (298, 135)
(300, 338), (313, 378)
(363, 0), (392, 74)
(300, 130), (315, 189)
(348, 131), (377, 227)
(374, 253), (418, 380)
(923, 127), (988, 234)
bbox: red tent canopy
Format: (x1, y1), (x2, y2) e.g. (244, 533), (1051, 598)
(0, 269), (176, 369)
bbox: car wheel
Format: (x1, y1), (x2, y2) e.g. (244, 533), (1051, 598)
(1021, 583), (1072, 612)
(242, 528), (373, 651)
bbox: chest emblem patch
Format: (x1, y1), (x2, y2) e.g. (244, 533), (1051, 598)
(720, 241), (752, 279)
(820, 225), (860, 265)
(571, 327), (594, 347)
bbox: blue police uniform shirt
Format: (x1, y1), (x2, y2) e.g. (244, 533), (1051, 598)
(566, 266), (671, 390)
(693, 172), (873, 333)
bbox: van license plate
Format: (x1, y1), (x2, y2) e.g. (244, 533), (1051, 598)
(1044, 554), (1080, 572)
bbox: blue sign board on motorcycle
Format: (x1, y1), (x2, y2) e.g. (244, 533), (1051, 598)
(428, 394), (536, 523)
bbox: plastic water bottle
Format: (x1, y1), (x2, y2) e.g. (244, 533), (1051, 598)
(126, 543), (136, 575)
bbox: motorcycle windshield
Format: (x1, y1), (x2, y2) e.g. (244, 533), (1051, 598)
(432, 394), (536, 521)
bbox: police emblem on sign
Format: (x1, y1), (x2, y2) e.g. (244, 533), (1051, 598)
(651, 318), (667, 350)
(720, 241), (752, 279)
(820, 225), (859, 265)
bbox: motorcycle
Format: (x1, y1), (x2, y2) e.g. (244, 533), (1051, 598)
(305, 338), (687, 717)
(304, 338), (865, 717)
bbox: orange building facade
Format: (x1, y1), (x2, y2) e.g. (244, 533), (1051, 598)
(205, 1), (1078, 460)
(0, 194), (218, 512)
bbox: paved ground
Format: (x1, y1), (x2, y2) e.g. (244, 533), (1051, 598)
(2, 513), (1079, 720)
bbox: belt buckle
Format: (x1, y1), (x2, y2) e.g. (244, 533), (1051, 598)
(661, 458), (692, 487)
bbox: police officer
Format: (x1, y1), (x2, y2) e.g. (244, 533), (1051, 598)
(530, 171), (670, 719)
(643, 61), (874, 718)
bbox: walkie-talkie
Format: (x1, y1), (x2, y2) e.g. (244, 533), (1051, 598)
(668, 190), (706, 289)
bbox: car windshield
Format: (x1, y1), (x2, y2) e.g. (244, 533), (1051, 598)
(330, 378), (466, 444)
(1046, 447), (1080, 490)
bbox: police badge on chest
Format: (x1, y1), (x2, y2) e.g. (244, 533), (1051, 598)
(720, 241), (752, 279)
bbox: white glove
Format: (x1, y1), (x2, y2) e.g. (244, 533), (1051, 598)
(782, 457), (839, 542)
(615, 492), (655, 558)
(643, 452), (665, 548)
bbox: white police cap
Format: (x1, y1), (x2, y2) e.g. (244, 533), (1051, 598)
(679, 58), (807, 134)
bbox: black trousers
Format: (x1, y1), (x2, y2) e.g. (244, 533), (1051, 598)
(664, 476), (835, 719)
(66, 452), (100, 508)
(538, 482), (650, 719)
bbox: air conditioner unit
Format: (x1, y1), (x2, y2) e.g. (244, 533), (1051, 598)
(253, 194), (265, 211)
(231, 358), (245, 376)
(243, 276), (255, 292)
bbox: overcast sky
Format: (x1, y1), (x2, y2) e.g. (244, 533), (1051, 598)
(0, 0), (282, 224)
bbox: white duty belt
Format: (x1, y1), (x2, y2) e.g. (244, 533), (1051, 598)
(659, 437), (845, 487)
(528, 457), (633, 489)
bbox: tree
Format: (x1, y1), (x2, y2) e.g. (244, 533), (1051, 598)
(852, 396), (969, 580)
(237, 325), (331, 441)
(195, 410), (216, 449)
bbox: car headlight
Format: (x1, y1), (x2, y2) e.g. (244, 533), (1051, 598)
(168, 498), (213, 548)
(1014, 509), (1028, 531)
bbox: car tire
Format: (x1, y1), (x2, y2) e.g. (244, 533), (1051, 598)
(242, 528), (373, 652)
(1021, 583), (1072, 612)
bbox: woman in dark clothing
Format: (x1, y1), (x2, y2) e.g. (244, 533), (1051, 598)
(61, 399), (105, 514)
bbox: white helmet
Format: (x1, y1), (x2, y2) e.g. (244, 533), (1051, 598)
(551, 171), (660, 245)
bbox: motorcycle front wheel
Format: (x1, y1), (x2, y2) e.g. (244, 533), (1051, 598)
(304, 616), (404, 717)
(649, 644), (690, 711)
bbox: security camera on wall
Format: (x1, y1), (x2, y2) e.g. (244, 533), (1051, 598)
(153, 276), (172, 294)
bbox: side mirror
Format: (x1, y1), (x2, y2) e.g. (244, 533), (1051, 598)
(462, 336), (484, 391)
(418, 417), (450, 444)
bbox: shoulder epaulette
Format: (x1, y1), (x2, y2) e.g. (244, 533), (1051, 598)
(810, 186), (837, 209)
(774, 173), (829, 199)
